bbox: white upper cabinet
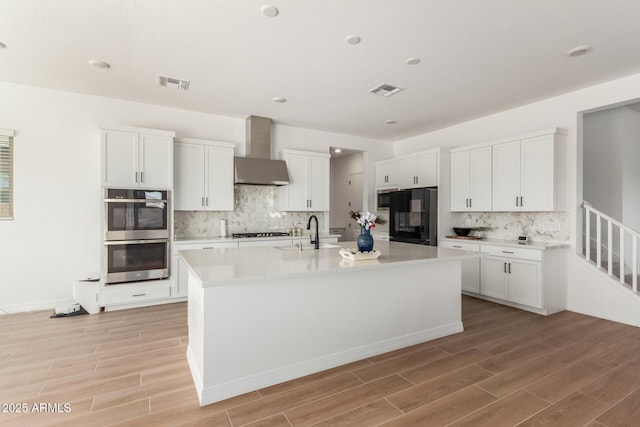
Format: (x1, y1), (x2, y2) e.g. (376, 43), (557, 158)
(397, 151), (438, 189)
(278, 150), (330, 211)
(492, 131), (561, 211)
(450, 146), (492, 211)
(375, 159), (398, 188)
(174, 139), (235, 211)
(102, 126), (174, 189)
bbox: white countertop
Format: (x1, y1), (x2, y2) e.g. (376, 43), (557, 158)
(440, 237), (569, 250)
(180, 240), (479, 287)
(174, 233), (340, 245)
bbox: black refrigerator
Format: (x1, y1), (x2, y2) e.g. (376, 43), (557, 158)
(389, 187), (438, 246)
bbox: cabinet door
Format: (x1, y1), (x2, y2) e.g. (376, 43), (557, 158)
(415, 152), (437, 187)
(175, 255), (188, 298)
(520, 134), (554, 211)
(480, 256), (508, 299)
(450, 151), (470, 211)
(140, 133), (173, 189)
(469, 146), (492, 211)
(205, 145), (234, 211)
(507, 259), (542, 308)
(375, 162), (389, 188)
(283, 154), (309, 210)
(461, 258), (480, 293)
(308, 156), (330, 211)
(397, 158), (417, 189)
(492, 140), (521, 211)
(174, 142), (205, 210)
(103, 130), (138, 187)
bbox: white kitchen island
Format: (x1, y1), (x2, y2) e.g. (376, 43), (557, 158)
(180, 240), (479, 406)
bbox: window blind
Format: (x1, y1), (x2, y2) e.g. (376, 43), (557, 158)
(0, 129), (14, 219)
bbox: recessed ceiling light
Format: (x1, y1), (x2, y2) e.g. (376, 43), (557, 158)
(406, 57), (421, 65)
(272, 97), (287, 103)
(0, 42), (6, 49)
(345, 35), (361, 45)
(334, 148), (342, 153)
(261, 5), (279, 17)
(567, 45), (591, 57)
(88, 59), (110, 69)
(385, 120), (396, 125)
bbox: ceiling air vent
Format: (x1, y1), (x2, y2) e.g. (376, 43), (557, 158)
(368, 83), (404, 97)
(156, 75), (190, 91)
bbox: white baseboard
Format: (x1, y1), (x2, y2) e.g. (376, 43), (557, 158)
(195, 321), (463, 406)
(0, 298), (75, 315)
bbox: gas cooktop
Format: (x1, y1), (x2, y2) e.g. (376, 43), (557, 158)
(232, 232), (290, 238)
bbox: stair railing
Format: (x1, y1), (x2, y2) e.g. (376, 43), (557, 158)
(583, 201), (639, 292)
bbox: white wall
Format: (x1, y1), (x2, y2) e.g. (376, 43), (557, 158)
(330, 153), (364, 229)
(393, 72), (640, 325)
(0, 81), (389, 312)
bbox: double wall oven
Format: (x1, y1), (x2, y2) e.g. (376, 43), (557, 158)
(103, 188), (170, 284)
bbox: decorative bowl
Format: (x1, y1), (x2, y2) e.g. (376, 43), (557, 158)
(453, 227), (472, 236)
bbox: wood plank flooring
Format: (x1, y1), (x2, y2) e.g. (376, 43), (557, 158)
(1, 296), (640, 426)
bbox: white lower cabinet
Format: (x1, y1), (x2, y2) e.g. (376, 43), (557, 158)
(439, 240), (480, 293)
(480, 256), (542, 308)
(101, 280), (173, 311)
(441, 239), (566, 315)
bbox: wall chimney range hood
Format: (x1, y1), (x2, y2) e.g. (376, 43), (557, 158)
(234, 115), (290, 186)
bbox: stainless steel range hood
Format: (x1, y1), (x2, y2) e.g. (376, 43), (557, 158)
(234, 115), (290, 185)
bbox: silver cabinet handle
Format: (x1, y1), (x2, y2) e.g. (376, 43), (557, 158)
(309, 199), (312, 208)
(132, 293), (146, 297)
(135, 172), (138, 183)
(515, 196), (519, 206)
(501, 250), (514, 254)
(202, 246), (214, 250)
(140, 172), (144, 183)
(205, 197), (209, 207)
(508, 263), (511, 274)
(469, 198), (472, 208)
(453, 245), (462, 248)
(520, 196), (523, 206)
(504, 262), (507, 273)
(201, 197), (205, 207)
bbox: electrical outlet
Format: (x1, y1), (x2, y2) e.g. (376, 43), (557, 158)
(543, 222), (560, 231)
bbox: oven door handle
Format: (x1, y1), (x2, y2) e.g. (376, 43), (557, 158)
(104, 239), (170, 245)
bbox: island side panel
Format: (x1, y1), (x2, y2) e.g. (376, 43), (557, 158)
(195, 259), (463, 406)
(186, 269), (206, 404)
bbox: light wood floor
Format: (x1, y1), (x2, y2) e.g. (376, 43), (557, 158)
(2, 296), (640, 426)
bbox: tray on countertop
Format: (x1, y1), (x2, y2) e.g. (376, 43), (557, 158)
(339, 249), (382, 261)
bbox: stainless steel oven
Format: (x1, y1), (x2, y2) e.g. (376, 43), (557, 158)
(103, 239), (170, 284)
(104, 188), (170, 240)
(103, 188), (171, 284)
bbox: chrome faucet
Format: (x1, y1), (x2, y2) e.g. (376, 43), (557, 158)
(306, 215), (319, 249)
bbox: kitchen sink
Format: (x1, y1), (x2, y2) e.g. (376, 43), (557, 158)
(275, 243), (341, 250)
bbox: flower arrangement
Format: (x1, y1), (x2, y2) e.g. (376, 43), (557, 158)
(349, 210), (386, 230)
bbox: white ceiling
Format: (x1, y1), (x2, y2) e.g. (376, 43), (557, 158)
(1, 0), (640, 141)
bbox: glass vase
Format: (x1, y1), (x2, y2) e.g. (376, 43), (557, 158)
(357, 228), (374, 252)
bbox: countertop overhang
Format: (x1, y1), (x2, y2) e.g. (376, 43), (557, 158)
(179, 240), (480, 287)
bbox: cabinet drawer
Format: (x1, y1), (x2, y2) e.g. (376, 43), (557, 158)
(480, 244), (542, 261)
(440, 240), (481, 252)
(173, 241), (238, 254)
(103, 283), (171, 305)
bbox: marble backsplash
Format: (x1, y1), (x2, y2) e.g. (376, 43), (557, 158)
(174, 185), (325, 237)
(451, 211), (570, 243)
